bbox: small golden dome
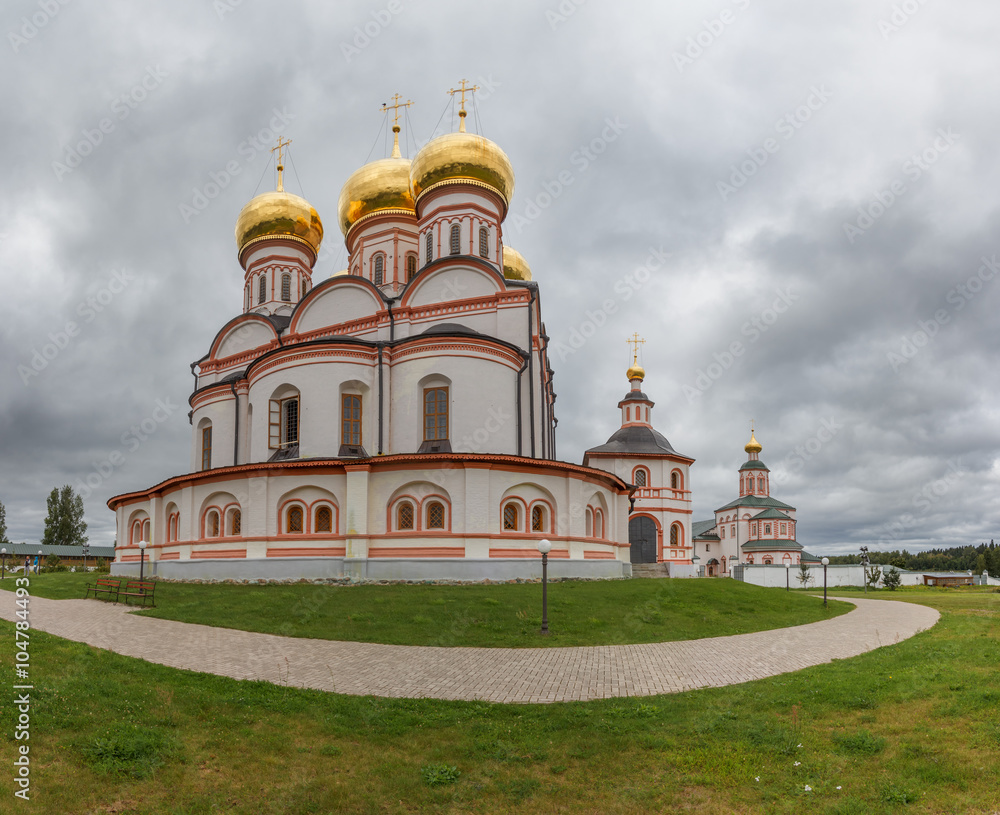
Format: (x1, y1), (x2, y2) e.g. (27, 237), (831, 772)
(410, 131), (515, 208)
(627, 364), (646, 381)
(332, 268), (349, 277)
(236, 190), (323, 262)
(745, 431), (762, 454)
(502, 246), (532, 281)
(337, 156), (415, 236)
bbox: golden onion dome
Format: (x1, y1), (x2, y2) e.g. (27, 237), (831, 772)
(235, 190), (323, 262)
(627, 364), (646, 381)
(337, 155), (415, 236)
(332, 268), (350, 277)
(502, 246), (532, 281)
(410, 131), (515, 208)
(745, 431), (762, 454)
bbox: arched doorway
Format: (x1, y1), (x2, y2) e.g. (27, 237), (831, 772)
(707, 557), (720, 577)
(629, 516), (658, 563)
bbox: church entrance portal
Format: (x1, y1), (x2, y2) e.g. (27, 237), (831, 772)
(629, 516), (658, 563)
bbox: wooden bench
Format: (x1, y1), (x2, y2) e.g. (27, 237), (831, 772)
(119, 580), (156, 607)
(84, 578), (121, 602)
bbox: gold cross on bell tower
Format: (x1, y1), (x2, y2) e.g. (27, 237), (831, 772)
(626, 332), (646, 366)
(381, 93), (412, 158)
(271, 136), (292, 192)
(448, 78), (479, 132)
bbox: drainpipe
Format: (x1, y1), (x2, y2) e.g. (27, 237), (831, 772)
(377, 344), (384, 455)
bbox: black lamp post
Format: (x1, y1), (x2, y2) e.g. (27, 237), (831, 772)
(860, 545), (870, 595)
(138, 540), (147, 582)
(822, 557), (830, 606)
(1, 548), (6, 580)
(785, 561), (790, 591)
(537, 537), (551, 635)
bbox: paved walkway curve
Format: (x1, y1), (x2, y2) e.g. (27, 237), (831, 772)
(2, 595), (938, 704)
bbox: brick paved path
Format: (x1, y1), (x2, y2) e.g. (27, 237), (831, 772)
(2, 595), (938, 703)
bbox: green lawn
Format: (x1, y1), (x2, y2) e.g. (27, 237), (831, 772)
(1, 587), (997, 813)
(1, 571), (851, 647)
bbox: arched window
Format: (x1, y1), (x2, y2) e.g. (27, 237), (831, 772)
(342, 395), (361, 445)
(207, 510), (220, 538)
(302, 279), (307, 298)
(748, 479), (754, 494)
(764, 523), (772, 535)
(449, 224), (461, 255)
(201, 425), (212, 471)
(586, 507), (593, 537)
(423, 387), (448, 441)
(758, 477), (765, 492)
(594, 509), (604, 538)
(281, 273), (291, 301)
(502, 503), (519, 531)
(479, 226), (489, 258)
(373, 254), (384, 286)
(315, 506), (333, 533)
(286, 506), (304, 534)
(269, 391), (300, 449)
(258, 275), (267, 304)
(228, 508), (242, 536)
(720, 526), (725, 539)
(425, 232), (433, 264)
(633, 468), (647, 487)
(397, 502), (414, 530)
(671, 471), (680, 489)
(426, 501), (445, 530)
(406, 253), (417, 281)
(531, 505), (545, 532)
(763, 556), (773, 565)
(244, 284), (250, 311)
(142, 520), (151, 541)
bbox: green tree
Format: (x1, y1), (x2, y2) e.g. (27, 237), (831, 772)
(796, 562), (813, 587)
(882, 567), (901, 591)
(41, 486), (88, 548)
(0, 500), (9, 546)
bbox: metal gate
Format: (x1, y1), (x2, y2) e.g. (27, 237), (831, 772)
(731, 563), (745, 582)
(628, 516), (658, 563)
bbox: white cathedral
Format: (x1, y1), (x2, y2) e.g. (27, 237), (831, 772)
(109, 89), (807, 581)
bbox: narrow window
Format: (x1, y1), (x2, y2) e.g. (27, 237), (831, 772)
(287, 506), (304, 533)
(670, 524), (679, 548)
(449, 224), (460, 255)
(720, 527), (725, 539)
(342, 395), (361, 445)
(423, 387), (448, 441)
(764, 523), (771, 535)
(758, 477), (765, 492)
(283, 398), (299, 445)
(751, 523), (758, 536)
(731, 524), (735, 537)
(315, 506), (333, 533)
(633, 469), (646, 487)
(281, 273), (291, 301)
(230, 509), (242, 536)
(142, 520), (151, 541)
(425, 232), (433, 264)
(201, 426), (212, 471)
(479, 226), (489, 258)
(671, 472), (680, 489)
(503, 503), (519, 531)
(595, 510), (604, 538)
(531, 505), (544, 532)
(397, 502), (414, 530)
(780, 522), (786, 535)
(208, 511), (220, 538)
(586, 508), (593, 537)
(302, 280), (307, 298)
(373, 255), (384, 286)
(258, 274), (266, 304)
(426, 501), (445, 530)
(244, 284), (250, 311)
(406, 253), (417, 281)
(626, 407), (631, 422)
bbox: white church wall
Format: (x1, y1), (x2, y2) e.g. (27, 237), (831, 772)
(292, 280), (384, 336)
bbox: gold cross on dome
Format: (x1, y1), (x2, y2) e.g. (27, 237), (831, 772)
(271, 136), (292, 191)
(750, 418), (755, 434)
(448, 78), (479, 132)
(381, 93), (412, 128)
(626, 332), (646, 365)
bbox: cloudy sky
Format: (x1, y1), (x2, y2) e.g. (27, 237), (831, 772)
(1, 0), (997, 556)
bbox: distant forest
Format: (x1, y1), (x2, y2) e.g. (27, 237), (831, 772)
(826, 540), (998, 574)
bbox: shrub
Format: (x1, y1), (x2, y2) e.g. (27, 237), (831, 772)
(41, 554), (67, 573)
(95, 557), (110, 573)
(883, 567), (901, 591)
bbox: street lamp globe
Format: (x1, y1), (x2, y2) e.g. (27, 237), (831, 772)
(821, 557), (829, 566)
(537, 538), (552, 555)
